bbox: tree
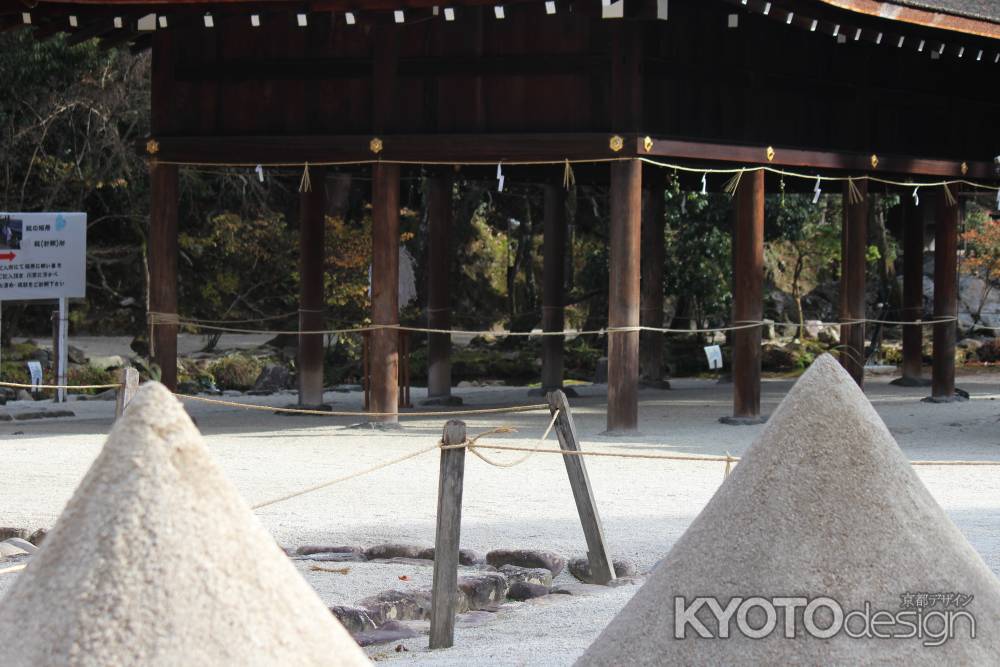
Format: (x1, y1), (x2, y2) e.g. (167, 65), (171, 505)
(960, 203), (1000, 330)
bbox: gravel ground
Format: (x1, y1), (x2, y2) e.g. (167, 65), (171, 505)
(2, 370), (999, 665)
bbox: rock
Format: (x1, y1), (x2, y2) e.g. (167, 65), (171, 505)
(486, 549), (566, 576)
(298, 552), (365, 563)
(760, 343), (797, 372)
(567, 557), (637, 584)
(329, 606), (377, 635)
(498, 564), (553, 588)
(455, 610), (496, 628)
(27, 529), (46, 546)
(817, 325), (840, 345)
(251, 364), (291, 394)
(802, 319), (822, 339)
(0, 528), (28, 541)
(550, 582), (611, 596)
(297, 545), (365, 557)
(28, 349), (51, 365)
(0, 411), (12, 422)
(357, 589), (440, 625)
(2, 538), (37, 554)
(221, 390), (242, 397)
(0, 542), (29, 558)
(958, 338), (983, 352)
(76, 388), (117, 402)
(67, 346), (88, 364)
(14, 410), (75, 420)
(89, 355), (125, 370)
(415, 547), (484, 565)
(15, 390), (33, 402)
(353, 620), (422, 647)
(457, 572), (509, 610)
(364, 543), (427, 560)
(508, 581), (550, 601)
(760, 319), (776, 341)
(594, 357), (608, 384)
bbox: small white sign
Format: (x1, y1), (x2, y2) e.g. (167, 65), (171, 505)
(704, 345), (723, 370)
(26, 360), (42, 390)
(0, 213), (86, 301)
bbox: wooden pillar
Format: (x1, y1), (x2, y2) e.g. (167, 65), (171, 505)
(839, 179), (868, 387)
(371, 164), (400, 422)
(639, 168), (666, 386)
(149, 162), (178, 391)
(298, 167), (326, 407)
(899, 198), (926, 384)
(725, 169), (764, 423)
(426, 173), (457, 404)
(541, 182), (567, 392)
(607, 159), (641, 433)
(930, 192), (960, 401)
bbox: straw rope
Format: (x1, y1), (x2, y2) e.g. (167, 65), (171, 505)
(0, 564), (27, 576)
(0, 381), (121, 390)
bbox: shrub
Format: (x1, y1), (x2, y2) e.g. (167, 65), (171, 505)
(67, 365), (117, 395)
(978, 338), (1000, 363)
(209, 354), (263, 391)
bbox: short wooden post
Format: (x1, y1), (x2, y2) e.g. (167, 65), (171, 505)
(548, 390), (616, 585)
(115, 367), (140, 420)
(429, 419), (467, 649)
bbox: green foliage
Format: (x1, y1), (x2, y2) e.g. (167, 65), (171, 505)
(209, 354), (263, 391)
(67, 365), (116, 395)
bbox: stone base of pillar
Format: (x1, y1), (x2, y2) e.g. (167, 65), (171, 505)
(719, 415), (768, 426)
(639, 379), (671, 390)
(528, 386), (578, 398)
(421, 395), (464, 406)
(889, 376), (932, 387)
(922, 387), (970, 403)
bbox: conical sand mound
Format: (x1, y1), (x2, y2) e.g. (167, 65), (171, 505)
(579, 354), (1000, 665)
(0, 383), (370, 666)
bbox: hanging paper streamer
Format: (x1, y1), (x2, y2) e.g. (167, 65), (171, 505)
(912, 186), (920, 207)
(812, 175), (822, 204)
(701, 173), (707, 195)
(255, 164), (264, 183)
(298, 162), (312, 193)
(496, 162), (505, 192)
(681, 193), (686, 214)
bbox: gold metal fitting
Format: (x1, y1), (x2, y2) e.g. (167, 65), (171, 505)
(609, 135), (624, 153)
(870, 154), (879, 169)
(766, 146), (775, 162)
(370, 137), (384, 155)
(643, 136), (654, 153)
(961, 161), (969, 175)
(145, 139), (160, 155)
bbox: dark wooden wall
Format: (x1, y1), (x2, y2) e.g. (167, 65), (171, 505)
(150, 0), (999, 163)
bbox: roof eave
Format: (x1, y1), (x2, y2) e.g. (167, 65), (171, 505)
(818, 0), (1000, 40)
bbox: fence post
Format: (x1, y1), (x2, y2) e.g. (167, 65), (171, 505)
(115, 367), (140, 420)
(548, 390), (617, 585)
(429, 419), (467, 649)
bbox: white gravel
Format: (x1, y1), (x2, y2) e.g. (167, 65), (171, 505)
(2, 369), (999, 665)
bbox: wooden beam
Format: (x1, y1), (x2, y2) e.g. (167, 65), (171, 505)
(370, 163), (400, 423)
(148, 162), (178, 391)
(429, 419), (467, 650)
(639, 166), (666, 385)
(298, 166), (326, 407)
(607, 159), (642, 434)
(839, 178), (868, 387)
(425, 172), (455, 403)
(548, 390), (616, 585)
(541, 181), (567, 392)
(930, 192), (961, 401)
(724, 169), (765, 423)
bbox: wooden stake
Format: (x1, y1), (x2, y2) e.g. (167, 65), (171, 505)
(429, 419), (467, 649)
(115, 367), (140, 420)
(548, 390), (616, 585)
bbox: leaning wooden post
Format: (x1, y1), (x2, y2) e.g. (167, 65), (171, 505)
(548, 390), (616, 585)
(115, 367), (140, 420)
(429, 419), (467, 649)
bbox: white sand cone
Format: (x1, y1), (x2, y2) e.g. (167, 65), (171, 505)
(579, 354), (1000, 665)
(0, 382), (371, 667)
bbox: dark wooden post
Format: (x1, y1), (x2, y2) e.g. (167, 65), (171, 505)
(149, 162), (178, 391)
(839, 179), (868, 387)
(425, 173), (458, 405)
(639, 168), (666, 387)
(548, 390), (616, 585)
(929, 192), (961, 402)
(115, 367), (140, 420)
(723, 169), (764, 424)
(298, 166), (327, 407)
(607, 159), (642, 434)
(429, 419), (467, 650)
(892, 197), (928, 386)
(371, 163), (400, 423)
(541, 182), (567, 393)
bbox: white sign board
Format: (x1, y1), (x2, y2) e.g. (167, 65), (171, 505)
(0, 212), (86, 300)
(26, 360), (42, 390)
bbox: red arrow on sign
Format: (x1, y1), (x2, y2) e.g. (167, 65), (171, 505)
(0, 252), (15, 261)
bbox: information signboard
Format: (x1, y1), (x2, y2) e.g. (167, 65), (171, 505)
(0, 212), (86, 300)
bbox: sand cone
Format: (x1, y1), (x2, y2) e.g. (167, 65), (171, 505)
(0, 382), (370, 667)
(579, 354), (1000, 665)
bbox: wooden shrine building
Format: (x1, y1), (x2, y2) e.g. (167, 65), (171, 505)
(6, 0), (1000, 431)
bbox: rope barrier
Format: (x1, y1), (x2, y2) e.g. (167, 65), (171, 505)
(174, 393), (550, 418)
(0, 381), (121, 390)
(0, 564), (27, 576)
